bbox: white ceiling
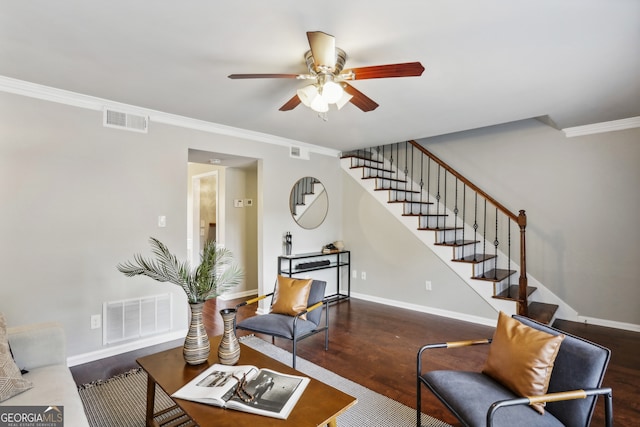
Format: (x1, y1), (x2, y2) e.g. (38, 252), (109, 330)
(1, 1), (639, 153)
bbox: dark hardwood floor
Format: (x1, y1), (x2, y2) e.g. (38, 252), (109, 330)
(71, 297), (640, 426)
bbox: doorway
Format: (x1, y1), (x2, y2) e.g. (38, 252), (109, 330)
(187, 149), (259, 298)
(190, 170), (219, 263)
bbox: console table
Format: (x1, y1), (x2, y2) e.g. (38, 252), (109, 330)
(278, 251), (350, 303)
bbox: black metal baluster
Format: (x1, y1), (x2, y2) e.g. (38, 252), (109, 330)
(461, 184), (467, 261)
(494, 207), (499, 280)
(426, 153), (431, 210)
(482, 199), (487, 278)
(452, 177), (459, 248)
(435, 165), (441, 230)
(473, 193), (479, 262)
(508, 214), (512, 287)
(403, 142), (409, 197)
(419, 151), (424, 211)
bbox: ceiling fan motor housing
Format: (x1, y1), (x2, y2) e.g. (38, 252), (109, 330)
(305, 47), (347, 76)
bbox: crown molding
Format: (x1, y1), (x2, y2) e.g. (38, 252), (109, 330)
(0, 75), (341, 158)
(562, 116), (640, 138)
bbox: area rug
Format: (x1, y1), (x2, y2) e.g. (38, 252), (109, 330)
(78, 336), (451, 427)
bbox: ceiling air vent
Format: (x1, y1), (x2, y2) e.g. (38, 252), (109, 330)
(289, 146), (309, 160)
(103, 108), (149, 133)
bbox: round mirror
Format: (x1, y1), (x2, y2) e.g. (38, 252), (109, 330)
(289, 177), (328, 229)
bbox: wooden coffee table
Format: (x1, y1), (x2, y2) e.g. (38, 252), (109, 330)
(137, 335), (357, 427)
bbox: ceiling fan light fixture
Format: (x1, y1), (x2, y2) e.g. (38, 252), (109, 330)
(335, 91), (353, 110)
(297, 84), (329, 112)
(321, 80), (344, 104)
(296, 84), (319, 108)
(310, 95), (329, 113)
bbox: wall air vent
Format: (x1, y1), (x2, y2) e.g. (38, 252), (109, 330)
(103, 108), (149, 133)
(103, 293), (172, 345)
(289, 146), (310, 160)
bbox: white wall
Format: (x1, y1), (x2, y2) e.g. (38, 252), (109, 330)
(0, 91), (343, 358)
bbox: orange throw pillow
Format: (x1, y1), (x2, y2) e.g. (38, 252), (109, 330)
(482, 311), (565, 414)
(271, 276), (312, 320)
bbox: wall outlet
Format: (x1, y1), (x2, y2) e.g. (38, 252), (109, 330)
(361, 271), (367, 280)
(425, 280), (432, 291)
(90, 314), (101, 329)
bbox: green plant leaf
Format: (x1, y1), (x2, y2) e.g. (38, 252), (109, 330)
(117, 237), (244, 303)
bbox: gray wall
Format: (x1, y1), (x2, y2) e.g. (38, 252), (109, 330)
(0, 91), (343, 357)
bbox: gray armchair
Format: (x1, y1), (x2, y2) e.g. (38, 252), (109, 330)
(417, 315), (612, 427)
(234, 279), (329, 369)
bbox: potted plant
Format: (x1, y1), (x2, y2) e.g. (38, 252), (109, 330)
(117, 237), (243, 365)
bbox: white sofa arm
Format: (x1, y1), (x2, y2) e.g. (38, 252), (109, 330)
(8, 322), (66, 370)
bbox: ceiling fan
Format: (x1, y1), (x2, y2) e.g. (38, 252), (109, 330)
(228, 31), (425, 114)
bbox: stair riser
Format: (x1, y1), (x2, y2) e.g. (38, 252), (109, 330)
(435, 228), (469, 242)
(374, 178), (411, 191)
(418, 216), (449, 229)
(471, 260), (500, 278)
(403, 203), (434, 215)
(388, 190), (426, 203)
(451, 245), (486, 260)
(361, 169), (395, 180)
(349, 158), (383, 168)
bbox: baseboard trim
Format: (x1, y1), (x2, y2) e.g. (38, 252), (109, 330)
(349, 292), (497, 327)
(577, 315), (640, 333)
(67, 293), (640, 367)
(67, 329), (187, 367)
(350, 291), (640, 332)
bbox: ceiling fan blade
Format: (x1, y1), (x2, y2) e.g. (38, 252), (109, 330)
(279, 94), (301, 111)
(346, 62), (425, 80)
(343, 83), (379, 112)
(228, 73), (300, 79)
(307, 31), (336, 69)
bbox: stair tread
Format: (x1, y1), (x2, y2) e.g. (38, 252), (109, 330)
(350, 165), (395, 173)
(472, 268), (517, 282)
(452, 254), (497, 263)
(367, 177), (407, 183)
(341, 154), (383, 164)
(527, 302), (559, 325)
(388, 200), (434, 205)
(375, 188), (420, 193)
(418, 226), (463, 231)
(493, 284), (536, 300)
(404, 213), (448, 217)
(434, 239), (480, 247)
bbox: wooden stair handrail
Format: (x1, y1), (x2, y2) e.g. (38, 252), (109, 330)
(408, 141), (520, 222)
(407, 140), (529, 316)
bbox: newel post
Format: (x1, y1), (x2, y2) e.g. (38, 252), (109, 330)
(517, 210), (528, 316)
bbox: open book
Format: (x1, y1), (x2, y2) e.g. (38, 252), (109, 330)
(171, 363), (310, 420)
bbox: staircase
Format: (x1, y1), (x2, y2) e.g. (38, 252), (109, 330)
(341, 141), (561, 324)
